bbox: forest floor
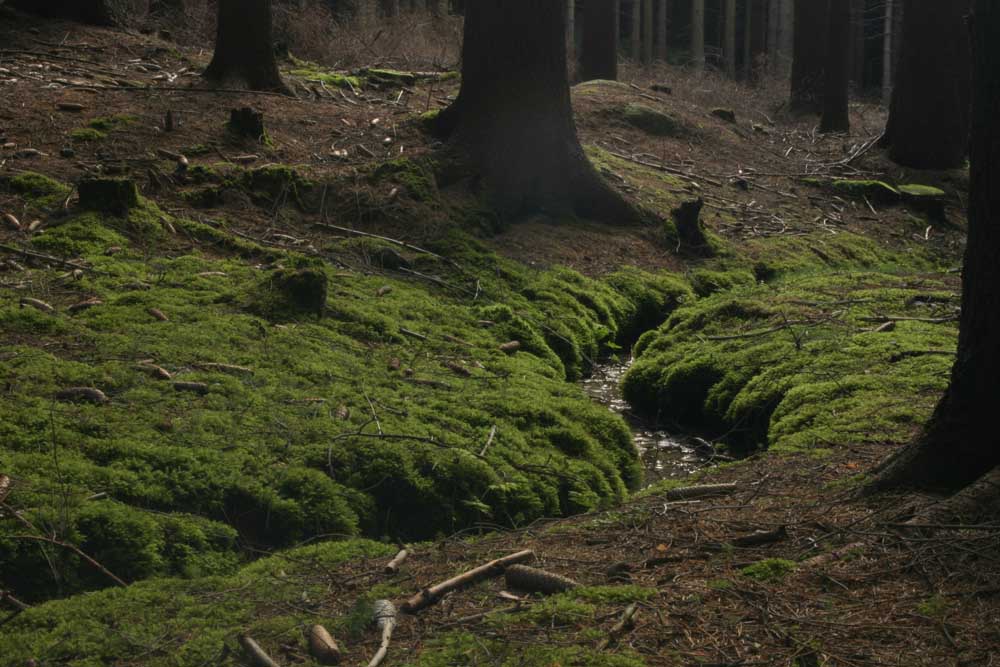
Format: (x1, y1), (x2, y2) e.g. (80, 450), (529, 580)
(1, 9), (998, 667)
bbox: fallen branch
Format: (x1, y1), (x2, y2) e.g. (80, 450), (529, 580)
(596, 603), (639, 650)
(401, 549), (535, 613)
(705, 320), (815, 341)
(0, 243), (96, 272)
(479, 425), (497, 457)
(384, 548), (409, 575)
(11, 534), (126, 587)
(238, 634), (279, 667)
(366, 599), (396, 667)
(504, 564), (579, 595)
(859, 315), (960, 325)
(664, 483), (738, 501)
(801, 542), (865, 568)
(730, 525), (789, 548)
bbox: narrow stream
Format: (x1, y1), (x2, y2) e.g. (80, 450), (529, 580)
(582, 357), (710, 485)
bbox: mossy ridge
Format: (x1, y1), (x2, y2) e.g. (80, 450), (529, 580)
(1, 170), (73, 211)
(625, 270), (958, 456)
(1, 174), (686, 604)
(0, 538), (394, 667)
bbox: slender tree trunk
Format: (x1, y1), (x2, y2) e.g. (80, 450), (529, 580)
(656, 0), (669, 61)
(777, 0), (794, 74)
(204, 0), (290, 94)
(642, 0), (654, 64)
(691, 0), (705, 70)
(580, 0), (619, 81)
(820, 0), (850, 133)
(882, 0), (971, 169)
(630, 0), (642, 60)
(867, 0), (1000, 493)
(434, 0), (641, 222)
(789, 0), (827, 112)
(724, 0), (737, 77)
(767, 0), (780, 67)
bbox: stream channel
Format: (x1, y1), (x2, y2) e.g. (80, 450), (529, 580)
(581, 356), (712, 486)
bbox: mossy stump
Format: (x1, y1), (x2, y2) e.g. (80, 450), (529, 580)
(258, 268), (328, 318)
(228, 107), (266, 142)
(672, 198), (713, 256)
(78, 177), (139, 214)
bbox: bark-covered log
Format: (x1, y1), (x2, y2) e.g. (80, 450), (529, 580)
(504, 564), (579, 595)
(664, 482), (737, 500)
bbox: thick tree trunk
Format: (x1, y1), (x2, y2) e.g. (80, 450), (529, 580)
(789, 0), (827, 112)
(579, 0), (619, 81)
(436, 1), (641, 223)
(881, 0), (971, 169)
(9, 0), (125, 25)
(691, 0), (705, 70)
(203, 0), (290, 94)
(867, 0), (1000, 493)
(767, 0), (779, 63)
(820, 0), (850, 133)
(724, 0), (736, 77)
(642, 0), (654, 64)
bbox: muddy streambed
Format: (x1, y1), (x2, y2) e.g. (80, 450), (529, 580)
(581, 357), (713, 485)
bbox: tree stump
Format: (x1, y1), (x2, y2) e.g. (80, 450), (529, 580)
(258, 268), (328, 319)
(228, 107), (266, 142)
(78, 177), (139, 214)
(672, 198), (713, 255)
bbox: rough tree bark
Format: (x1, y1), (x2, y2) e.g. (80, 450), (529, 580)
(691, 0), (705, 71)
(866, 0), (1000, 493)
(777, 0), (794, 74)
(203, 0), (290, 94)
(579, 0), (619, 81)
(432, 1), (642, 222)
(747, 0), (767, 80)
(881, 0), (894, 105)
(819, 0), (850, 133)
(881, 0), (971, 169)
(789, 0), (828, 112)
(567, 0), (576, 61)
(848, 0), (865, 87)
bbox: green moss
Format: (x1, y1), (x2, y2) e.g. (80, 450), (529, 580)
(288, 61), (362, 89)
(740, 558), (797, 581)
(70, 127), (107, 142)
(624, 270), (958, 455)
(366, 68), (417, 86)
(620, 103), (685, 137)
(87, 114), (138, 132)
(371, 157), (438, 202)
(5, 171), (73, 210)
(569, 585), (657, 604)
(897, 184), (947, 198)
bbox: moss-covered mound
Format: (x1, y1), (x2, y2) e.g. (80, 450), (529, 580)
(623, 268), (958, 456)
(0, 174), (688, 604)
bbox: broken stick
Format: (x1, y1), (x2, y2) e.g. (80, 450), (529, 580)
(384, 548), (409, 575)
(401, 549), (535, 613)
(366, 599), (396, 667)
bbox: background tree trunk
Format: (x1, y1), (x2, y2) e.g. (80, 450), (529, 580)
(868, 0), (1000, 493)
(9, 0), (125, 25)
(820, 0), (850, 133)
(691, 0), (705, 70)
(881, 0), (894, 105)
(881, 0), (971, 169)
(777, 0), (794, 75)
(203, 0), (290, 94)
(724, 0), (736, 77)
(579, 0), (619, 81)
(436, 0), (640, 222)
(630, 0), (642, 60)
(656, 0), (669, 61)
(747, 0), (767, 80)
(848, 0), (865, 88)
(789, 0), (827, 112)
(642, 0), (654, 64)
(567, 0), (576, 61)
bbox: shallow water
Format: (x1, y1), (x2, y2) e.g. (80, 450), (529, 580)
(581, 357), (710, 484)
